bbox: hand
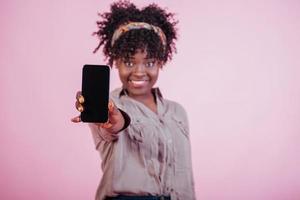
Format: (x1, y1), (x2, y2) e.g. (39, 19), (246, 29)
(70, 91), (125, 133)
(71, 91), (85, 123)
(97, 100), (125, 133)
(98, 100), (125, 133)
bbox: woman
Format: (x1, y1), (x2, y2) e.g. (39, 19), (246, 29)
(72, 1), (196, 199)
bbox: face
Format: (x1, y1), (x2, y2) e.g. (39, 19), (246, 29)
(115, 49), (162, 99)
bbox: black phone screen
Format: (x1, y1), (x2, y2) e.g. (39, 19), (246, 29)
(80, 65), (110, 123)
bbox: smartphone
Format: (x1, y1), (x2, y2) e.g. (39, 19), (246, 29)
(80, 65), (110, 123)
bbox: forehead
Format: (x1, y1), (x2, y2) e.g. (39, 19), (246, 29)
(126, 49), (154, 60)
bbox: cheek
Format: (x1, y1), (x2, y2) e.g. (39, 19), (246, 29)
(149, 68), (160, 81)
(118, 68), (130, 82)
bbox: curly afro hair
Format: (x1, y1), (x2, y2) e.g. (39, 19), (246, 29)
(93, 0), (178, 67)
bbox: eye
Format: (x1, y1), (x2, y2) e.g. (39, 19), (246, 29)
(145, 61), (156, 68)
(124, 61), (134, 68)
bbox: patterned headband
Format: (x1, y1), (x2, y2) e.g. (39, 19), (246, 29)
(111, 22), (167, 48)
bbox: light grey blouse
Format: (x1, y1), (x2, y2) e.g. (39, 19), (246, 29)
(88, 88), (196, 200)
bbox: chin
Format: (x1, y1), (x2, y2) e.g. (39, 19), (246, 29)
(127, 87), (151, 97)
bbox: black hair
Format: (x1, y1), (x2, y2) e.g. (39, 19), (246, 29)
(93, 0), (178, 66)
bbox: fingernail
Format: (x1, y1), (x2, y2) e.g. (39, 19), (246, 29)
(78, 95), (84, 104)
(78, 106), (84, 112)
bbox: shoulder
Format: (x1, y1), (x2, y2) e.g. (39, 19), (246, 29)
(163, 99), (188, 120)
(163, 99), (190, 134)
(164, 99), (187, 113)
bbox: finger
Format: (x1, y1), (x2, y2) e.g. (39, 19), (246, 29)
(71, 116), (81, 123)
(75, 101), (78, 109)
(100, 121), (112, 129)
(76, 102), (84, 112)
(108, 111), (119, 124)
(76, 91), (85, 104)
(76, 91), (82, 99)
(108, 100), (114, 112)
(78, 95), (84, 104)
(108, 100), (119, 115)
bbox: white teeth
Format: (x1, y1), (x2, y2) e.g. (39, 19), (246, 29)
(130, 80), (148, 87)
(131, 80), (146, 85)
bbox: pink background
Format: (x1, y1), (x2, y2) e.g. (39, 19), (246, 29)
(1, 0), (300, 199)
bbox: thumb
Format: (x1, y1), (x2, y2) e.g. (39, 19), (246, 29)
(108, 100), (119, 115)
(71, 115), (81, 123)
(108, 100), (121, 124)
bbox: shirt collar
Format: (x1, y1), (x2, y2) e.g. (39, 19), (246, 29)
(119, 87), (163, 103)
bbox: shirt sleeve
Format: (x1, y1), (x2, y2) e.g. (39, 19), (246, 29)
(87, 108), (131, 149)
(88, 123), (118, 149)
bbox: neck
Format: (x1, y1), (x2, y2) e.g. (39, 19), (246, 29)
(129, 92), (157, 114)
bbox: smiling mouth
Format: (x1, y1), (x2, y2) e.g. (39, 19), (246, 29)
(129, 80), (149, 87)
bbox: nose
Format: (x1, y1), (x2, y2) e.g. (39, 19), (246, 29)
(132, 63), (146, 76)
